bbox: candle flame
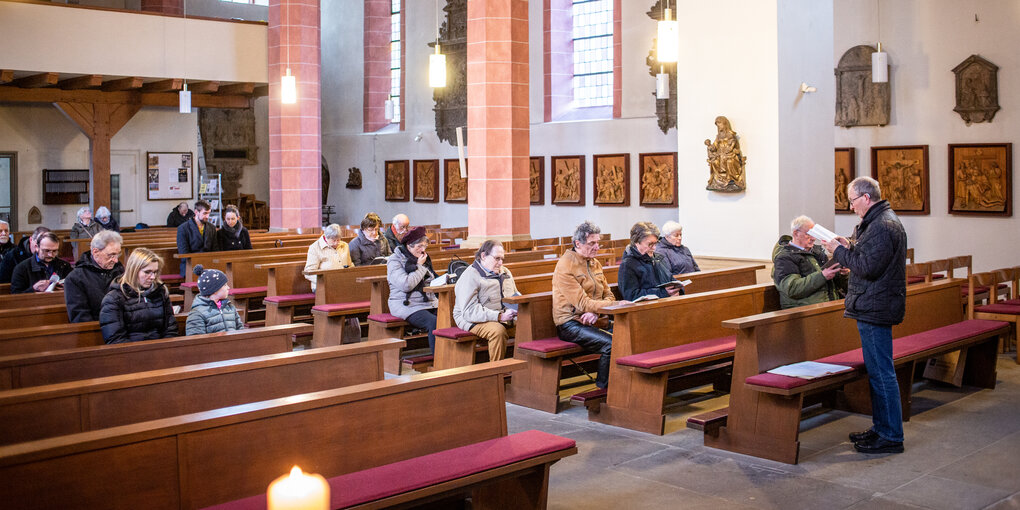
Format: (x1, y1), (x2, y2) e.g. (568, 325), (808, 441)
(290, 466), (303, 477)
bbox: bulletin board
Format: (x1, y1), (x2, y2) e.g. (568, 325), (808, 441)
(146, 152), (193, 200)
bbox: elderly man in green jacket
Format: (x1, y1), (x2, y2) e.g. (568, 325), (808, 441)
(771, 215), (847, 309)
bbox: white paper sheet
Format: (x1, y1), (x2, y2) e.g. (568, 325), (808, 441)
(766, 361), (853, 379)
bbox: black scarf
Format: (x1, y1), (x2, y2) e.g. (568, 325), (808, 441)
(399, 245), (436, 306)
(222, 220), (243, 239)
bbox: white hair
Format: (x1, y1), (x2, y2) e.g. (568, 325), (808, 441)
(790, 215), (813, 232)
(661, 221), (683, 237)
(323, 223), (342, 240)
(76, 206), (93, 220)
(0, 219), (9, 229)
(91, 230), (123, 250)
(95, 206), (111, 220)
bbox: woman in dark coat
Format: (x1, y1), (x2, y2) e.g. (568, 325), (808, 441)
(99, 247), (179, 344)
(617, 222), (684, 302)
(215, 205), (252, 251)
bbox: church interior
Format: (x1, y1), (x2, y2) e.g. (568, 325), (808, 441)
(0, 0), (1018, 508)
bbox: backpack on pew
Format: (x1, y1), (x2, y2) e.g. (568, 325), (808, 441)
(447, 258), (469, 284)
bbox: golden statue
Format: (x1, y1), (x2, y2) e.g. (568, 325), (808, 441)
(705, 116), (747, 192)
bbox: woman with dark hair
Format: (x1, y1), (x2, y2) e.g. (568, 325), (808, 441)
(386, 227), (438, 353)
(216, 205), (252, 251)
(99, 248), (179, 344)
(452, 240), (519, 361)
(618, 221), (683, 302)
(349, 214), (391, 265)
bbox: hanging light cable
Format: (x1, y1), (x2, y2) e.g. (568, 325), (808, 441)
(429, 0), (447, 88)
(179, 0), (191, 113)
(281, 0), (298, 104)
(657, 0), (678, 63)
(871, 0), (888, 83)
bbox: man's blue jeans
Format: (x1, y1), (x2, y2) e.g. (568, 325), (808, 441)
(857, 320), (904, 442)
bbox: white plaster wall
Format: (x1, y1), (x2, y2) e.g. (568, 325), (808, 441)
(833, 0), (1020, 272)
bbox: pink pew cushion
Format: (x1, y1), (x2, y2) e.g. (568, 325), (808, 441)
(368, 313), (405, 324)
(201, 430), (576, 510)
(312, 300), (371, 313)
(229, 286), (267, 296)
(615, 336), (737, 369)
(744, 372), (813, 390)
(434, 327), (475, 339)
(1001, 298), (1020, 306)
(263, 293), (316, 304)
(975, 303), (1020, 315)
(161, 274), (184, 283)
(181, 282), (198, 289)
(517, 338), (580, 353)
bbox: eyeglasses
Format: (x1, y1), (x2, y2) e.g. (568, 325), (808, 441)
(848, 193), (867, 204)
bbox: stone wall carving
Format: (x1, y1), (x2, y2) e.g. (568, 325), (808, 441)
(198, 107), (257, 198)
(835, 45), (890, 127)
(645, 0), (677, 134)
(346, 167), (362, 189)
(952, 55), (1000, 125)
(431, 0), (467, 146)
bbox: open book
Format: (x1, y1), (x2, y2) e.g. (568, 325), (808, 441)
(632, 294), (660, 303)
(766, 361), (853, 379)
(806, 223), (838, 243)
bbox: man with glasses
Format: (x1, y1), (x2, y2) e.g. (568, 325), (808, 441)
(772, 215), (846, 309)
(10, 232), (72, 293)
(822, 176), (907, 455)
(453, 240), (520, 361)
(64, 230), (125, 322)
(384, 213), (411, 249)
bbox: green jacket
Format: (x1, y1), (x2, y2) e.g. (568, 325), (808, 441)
(186, 295), (243, 335)
(771, 235), (846, 309)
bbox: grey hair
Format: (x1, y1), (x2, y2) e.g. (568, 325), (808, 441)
(0, 219), (9, 229)
(661, 220), (682, 237)
(849, 176), (882, 201)
(76, 206), (93, 220)
(629, 221), (661, 246)
(95, 206), (111, 220)
(322, 223), (342, 240)
(790, 215), (813, 232)
(572, 221), (601, 245)
(90, 230), (123, 251)
(474, 240), (505, 261)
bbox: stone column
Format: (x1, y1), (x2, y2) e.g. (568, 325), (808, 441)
(268, 0), (322, 232)
(465, 0), (530, 245)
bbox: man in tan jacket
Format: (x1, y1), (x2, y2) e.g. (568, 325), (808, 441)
(453, 240), (519, 361)
(552, 221), (623, 389)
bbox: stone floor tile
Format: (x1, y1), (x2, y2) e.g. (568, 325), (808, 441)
(883, 475), (1011, 510)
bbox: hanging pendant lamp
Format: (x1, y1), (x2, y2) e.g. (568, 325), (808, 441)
(657, 2), (678, 63)
(281, 1), (298, 104)
(429, 0), (446, 88)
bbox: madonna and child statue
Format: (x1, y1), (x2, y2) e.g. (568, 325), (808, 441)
(705, 116), (747, 192)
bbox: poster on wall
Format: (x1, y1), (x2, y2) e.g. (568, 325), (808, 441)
(146, 152), (193, 201)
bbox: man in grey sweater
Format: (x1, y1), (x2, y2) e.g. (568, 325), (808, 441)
(453, 240), (520, 361)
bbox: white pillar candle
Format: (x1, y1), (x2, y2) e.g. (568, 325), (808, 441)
(267, 466), (330, 510)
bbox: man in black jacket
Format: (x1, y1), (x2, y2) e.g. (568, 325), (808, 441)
(167, 201), (195, 228)
(0, 226), (49, 284)
(176, 200), (216, 276)
(10, 231), (72, 293)
(824, 176), (907, 455)
(384, 213), (410, 249)
(64, 230), (125, 322)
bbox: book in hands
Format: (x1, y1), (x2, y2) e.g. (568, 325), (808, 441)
(806, 223), (839, 243)
(766, 361), (853, 379)
(632, 294), (660, 303)
(656, 281), (684, 290)
(821, 257), (841, 270)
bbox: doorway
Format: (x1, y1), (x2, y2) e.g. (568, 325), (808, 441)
(111, 151), (138, 228)
(0, 152), (16, 230)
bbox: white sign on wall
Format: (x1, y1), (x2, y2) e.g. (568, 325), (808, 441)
(146, 152), (193, 201)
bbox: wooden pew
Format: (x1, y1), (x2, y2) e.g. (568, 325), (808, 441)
(968, 268), (1019, 361)
(260, 260), (315, 326)
(0, 360), (576, 510)
(0, 290), (66, 309)
(0, 315), (188, 357)
(0, 304), (69, 329)
(0, 339), (403, 445)
(0, 323), (310, 390)
(701, 279), (1007, 464)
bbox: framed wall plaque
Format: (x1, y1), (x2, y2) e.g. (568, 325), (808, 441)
(444, 159), (468, 203)
(638, 152), (678, 207)
(948, 143), (1012, 217)
(413, 160), (439, 203)
(551, 155), (585, 206)
(384, 160), (409, 202)
(835, 147), (855, 214)
(592, 153), (630, 206)
(529, 156), (544, 205)
(870, 145), (930, 215)
(146, 152), (193, 201)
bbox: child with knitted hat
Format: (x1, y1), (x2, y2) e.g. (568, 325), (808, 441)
(185, 265), (244, 335)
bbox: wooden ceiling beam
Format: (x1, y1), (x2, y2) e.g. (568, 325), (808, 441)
(186, 81), (220, 94)
(12, 72), (59, 88)
(140, 78), (183, 93)
(252, 85), (269, 98)
(0, 70), (13, 84)
(101, 77), (144, 92)
(217, 82), (255, 95)
(57, 74), (103, 90)
(0, 86), (253, 109)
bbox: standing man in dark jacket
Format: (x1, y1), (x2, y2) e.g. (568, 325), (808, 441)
(10, 231), (72, 293)
(176, 200), (216, 276)
(0, 226), (49, 284)
(64, 230), (125, 322)
(823, 176), (907, 455)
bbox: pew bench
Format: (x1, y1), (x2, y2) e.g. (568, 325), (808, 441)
(311, 301), (372, 347)
(968, 268), (1019, 361)
(204, 429), (577, 510)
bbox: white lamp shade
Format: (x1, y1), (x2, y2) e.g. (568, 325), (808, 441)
(657, 9), (679, 63)
(384, 99), (394, 120)
(281, 69), (297, 104)
(178, 89), (192, 114)
(656, 73), (670, 99)
(871, 50), (889, 83)
(429, 51), (447, 88)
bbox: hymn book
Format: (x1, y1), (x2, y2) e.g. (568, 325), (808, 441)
(806, 223), (839, 243)
(766, 361), (853, 379)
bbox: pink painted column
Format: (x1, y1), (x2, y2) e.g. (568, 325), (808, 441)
(268, 0), (321, 232)
(363, 0), (391, 132)
(466, 0), (530, 244)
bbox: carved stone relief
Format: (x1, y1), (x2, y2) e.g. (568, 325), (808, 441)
(431, 0), (467, 146)
(952, 55), (1000, 125)
(345, 167), (362, 189)
(198, 107), (257, 198)
(645, 0), (677, 134)
(835, 45), (891, 127)
(704, 116), (747, 192)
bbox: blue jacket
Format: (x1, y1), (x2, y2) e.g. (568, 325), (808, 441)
(617, 245), (682, 302)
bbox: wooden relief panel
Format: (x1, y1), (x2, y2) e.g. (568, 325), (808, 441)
(551, 156), (585, 206)
(952, 55), (1000, 125)
(413, 160), (439, 202)
(948, 143), (1012, 216)
(444, 159), (468, 203)
(529, 157), (544, 205)
(835, 148), (855, 214)
(639, 152), (677, 207)
(384, 160), (409, 202)
(593, 154), (630, 206)
(870, 146), (929, 215)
